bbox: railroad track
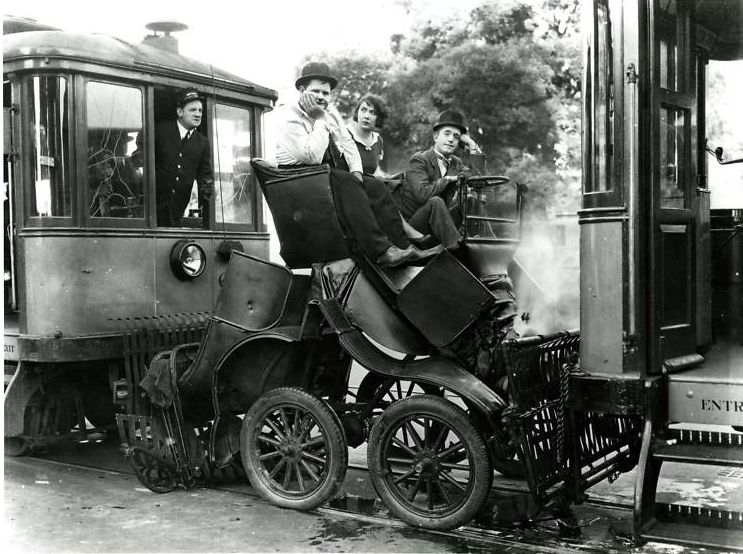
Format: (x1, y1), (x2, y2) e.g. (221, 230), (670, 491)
(23, 446), (651, 554)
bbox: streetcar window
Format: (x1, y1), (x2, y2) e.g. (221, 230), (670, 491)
(659, 106), (688, 209)
(657, 0), (679, 92)
(585, 0), (613, 196)
(213, 103), (253, 227)
(86, 82), (144, 219)
(29, 76), (71, 218)
(152, 86), (210, 228)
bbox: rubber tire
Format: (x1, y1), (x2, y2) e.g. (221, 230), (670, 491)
(240, 387), (348, 511)
(129, 447), (179, 493)
(367, 395), (492, 531)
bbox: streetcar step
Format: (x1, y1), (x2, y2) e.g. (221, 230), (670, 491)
(642, 521), (743, 551)
(653, 442), (743, 466)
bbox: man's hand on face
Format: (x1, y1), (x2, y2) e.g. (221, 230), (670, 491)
(299, 91), (326, 120)
(460, 134), (483, 154)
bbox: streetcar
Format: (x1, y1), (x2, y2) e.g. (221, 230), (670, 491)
(576, 0), (743, 548)
(3, 16), (276, 454)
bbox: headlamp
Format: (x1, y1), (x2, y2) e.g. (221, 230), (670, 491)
(170, 240), (206, 279)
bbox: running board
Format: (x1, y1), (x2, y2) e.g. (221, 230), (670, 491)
(643, 520), (743, 551)
(653, 441), (743, 466)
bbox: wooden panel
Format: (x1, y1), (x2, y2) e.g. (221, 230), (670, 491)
(579, 221), (624, 373)
(659, 224), (693, 327)
(22, 235), (157, 336)
(658, 223), (696, 359)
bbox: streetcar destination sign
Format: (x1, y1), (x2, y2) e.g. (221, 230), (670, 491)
(669, 379), (743, 426)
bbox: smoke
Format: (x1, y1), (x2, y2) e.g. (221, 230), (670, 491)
(510, 213), (580, 336)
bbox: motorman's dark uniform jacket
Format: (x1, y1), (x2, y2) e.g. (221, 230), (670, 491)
(154, 121), (213, 226)
(400, 148), (464, 219)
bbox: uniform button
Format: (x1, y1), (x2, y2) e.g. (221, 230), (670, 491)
(176, 177), (179, 181)
(179, 153), (183, 157)
(171, 189), (175, 193)
(177, 165), (181, 169)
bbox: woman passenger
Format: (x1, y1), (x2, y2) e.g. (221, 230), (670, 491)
(346, 94), (387, 177)
(347, 94), (435, 247)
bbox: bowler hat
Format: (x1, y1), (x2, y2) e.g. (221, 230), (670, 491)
(175, 87), (204, 107)
(433, 110), (467, 134)
(295, 62), (338, 90)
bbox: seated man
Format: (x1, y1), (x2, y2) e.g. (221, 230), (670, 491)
(401, 111), (482, 249)
(275, 62), (439, 267)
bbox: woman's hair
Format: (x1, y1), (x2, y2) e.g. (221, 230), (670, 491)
(353, 93), (388, 129)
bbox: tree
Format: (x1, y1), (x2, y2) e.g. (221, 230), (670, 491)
(300, 51), (402, 117)
(304, 0), (583, 214)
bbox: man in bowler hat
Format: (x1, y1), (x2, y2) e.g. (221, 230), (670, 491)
(398, 110), (481, 249)
(153, 88), (214, 227)
(275, 61), (439, 267)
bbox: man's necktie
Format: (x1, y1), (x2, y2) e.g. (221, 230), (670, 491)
(438, 155), (450, 175)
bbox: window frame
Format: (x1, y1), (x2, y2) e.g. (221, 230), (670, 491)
(81, 76), (148, 229)
(654, 0), (694, 214)
(22, 73), (76, 228)
(582, 0), (624, 209)
(210, 99), (260, 233)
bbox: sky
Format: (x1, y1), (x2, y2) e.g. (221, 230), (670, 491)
(3, 0), (481, 100)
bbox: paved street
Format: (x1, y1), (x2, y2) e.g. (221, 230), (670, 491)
(5, 434), (739, 553)
(4, 450), (544, 553)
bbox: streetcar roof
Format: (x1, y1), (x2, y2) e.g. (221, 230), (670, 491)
(3, 29), (278, 102)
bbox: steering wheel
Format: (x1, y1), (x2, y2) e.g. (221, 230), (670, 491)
(464, 175), (510, 187)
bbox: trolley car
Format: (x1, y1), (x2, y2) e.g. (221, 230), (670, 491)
(3, 16), (276, 454)
(577, 0), (743, 549)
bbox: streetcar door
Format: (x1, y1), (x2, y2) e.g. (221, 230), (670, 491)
(648, 0), (698, 367)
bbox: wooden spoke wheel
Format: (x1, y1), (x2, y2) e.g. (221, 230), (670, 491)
(129, 446), (180, 493)
(240, 387), (347, 511)
(356, 373), (443, 417)
(367, 395), (492, 530)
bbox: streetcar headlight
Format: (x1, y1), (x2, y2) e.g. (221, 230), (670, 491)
(170, 240), (206, 279)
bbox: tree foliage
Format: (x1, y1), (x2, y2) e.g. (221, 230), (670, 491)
(303, 0), (582, 215)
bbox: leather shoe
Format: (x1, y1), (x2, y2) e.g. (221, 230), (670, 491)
(446, 240), (462, 252)
(409, 244), (445, 263)
(409, 234), (439, 250)
(376, 245), (415, 267)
